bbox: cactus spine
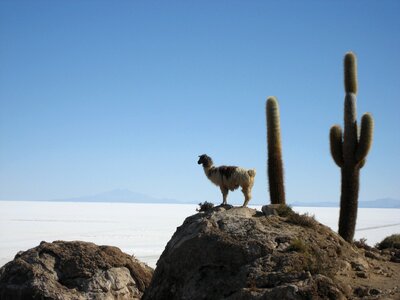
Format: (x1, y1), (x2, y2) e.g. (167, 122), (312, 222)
(330, 52), (374, 242)
(266, 97), (286, 204)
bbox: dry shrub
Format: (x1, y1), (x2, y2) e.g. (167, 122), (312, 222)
(286, 212), (317, 228)
(275, 204), (294, 217)
(376, 234), (400, 250)
(196, 201), (214, 212)
(354, 237), (373, 250)
(287, 239), (307, 253)
(274, 205), (317, 228)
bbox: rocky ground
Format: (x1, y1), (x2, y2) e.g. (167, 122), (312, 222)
(0, 206), (398, 299)
(0, 240), (153, 299)
(143, 205), (400, 300)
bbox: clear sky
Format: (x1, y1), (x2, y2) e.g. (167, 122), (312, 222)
(1, 1), (399, 205)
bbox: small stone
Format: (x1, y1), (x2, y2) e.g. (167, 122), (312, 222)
(13, 251), (24, 259)
(337, 261), (352, 273)
(390, 257), (400, 263)
(355, 265), (365, 271)
(376, 269), (385, 275)
(369, 288), (382, 296)
(354, 266), (365, 272)
(354, 286), (369, 297)
(365, 250), (379, 260)
(262, 204), (281, 216)
(351, 261), (366, 271)
(356, 271), (368, 278)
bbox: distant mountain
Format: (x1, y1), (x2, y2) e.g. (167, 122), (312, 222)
(359, 198), (400, 208)
(2, 191), (399, 208)
(51, 189), (189, 204)
(290, 201), (339, 208)
(291, 198), (400, 209)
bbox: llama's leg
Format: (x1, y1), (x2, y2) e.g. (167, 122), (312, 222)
(242, 179), (255, 207)
(241, 185), (252, 207)
(220, 187), (229, 205)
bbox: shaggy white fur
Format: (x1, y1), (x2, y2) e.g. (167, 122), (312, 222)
(198, 154), (256, 207)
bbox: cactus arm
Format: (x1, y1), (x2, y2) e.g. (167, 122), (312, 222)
(330, 125), (344, 167)
(344, 52), (358, 94)
(356, 113), (374, 163)
(358, 159), (366, 169)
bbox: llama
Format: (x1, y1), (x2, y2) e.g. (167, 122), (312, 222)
(197, 154), (256, 207)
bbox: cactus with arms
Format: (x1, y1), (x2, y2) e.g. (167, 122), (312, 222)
(330, 52), (374, 242)
(266, 97), (286, 204)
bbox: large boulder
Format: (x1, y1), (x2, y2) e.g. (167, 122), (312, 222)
(143, 205), (400, 300)
(0, 240), (153, 299)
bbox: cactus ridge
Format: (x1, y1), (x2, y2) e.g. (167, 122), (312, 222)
(343, 94), (358, 163)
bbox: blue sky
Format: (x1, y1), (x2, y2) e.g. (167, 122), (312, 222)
(0, 1), (399, 205)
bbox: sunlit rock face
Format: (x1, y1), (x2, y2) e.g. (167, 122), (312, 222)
(143, 205), (398, 300)
(0, 240), (153, 300)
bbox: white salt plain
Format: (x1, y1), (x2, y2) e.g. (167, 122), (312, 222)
(0, 201), (399, 268)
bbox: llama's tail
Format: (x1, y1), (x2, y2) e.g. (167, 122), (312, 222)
(247, 169), (256, 177)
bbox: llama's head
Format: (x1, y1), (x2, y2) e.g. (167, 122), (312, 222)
(198, 154), (213, 167)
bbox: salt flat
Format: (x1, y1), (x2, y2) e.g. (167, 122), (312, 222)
(0, 201), (399, 268)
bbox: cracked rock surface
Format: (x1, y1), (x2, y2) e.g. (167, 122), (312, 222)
(0, 240), (153, 300)
(143, 206), (400, 300)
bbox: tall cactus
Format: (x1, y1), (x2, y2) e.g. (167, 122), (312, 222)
(330, 52), (374, 242)
(266, 97), (286, 204)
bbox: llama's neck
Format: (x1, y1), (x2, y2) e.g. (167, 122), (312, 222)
(202, 164), (214, 177)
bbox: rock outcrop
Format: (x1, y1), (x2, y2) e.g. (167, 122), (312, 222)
(0, 240), (153, 300)
(143, 205), (400, 300)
